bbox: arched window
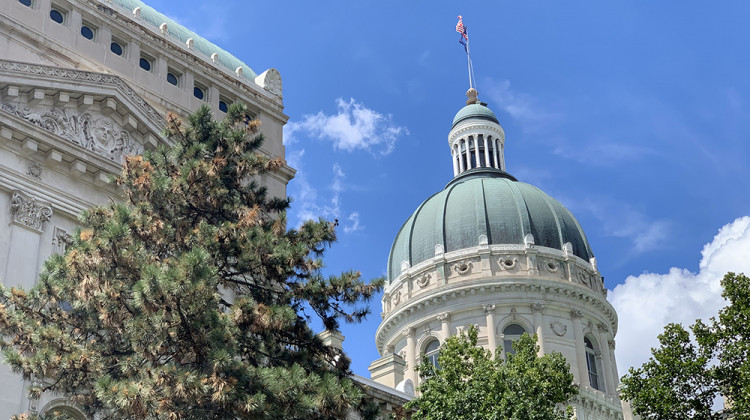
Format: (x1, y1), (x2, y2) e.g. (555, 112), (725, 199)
(585, 337), (601, 391)
(503, 324), (526, 356)
(423, 339), (440, 368)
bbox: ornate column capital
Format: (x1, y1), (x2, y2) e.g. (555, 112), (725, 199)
(437, 312), (450, 322)
(531, 303), (545, 313)
(597, 323), (609, 333)
(608, 339), (616, 350)
(10, 190), (52, 232)
(570, 310), (584, 320)
(483, 304), (496, 314)
(402, 327), (416, 338)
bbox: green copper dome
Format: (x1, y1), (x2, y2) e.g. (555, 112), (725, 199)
(109, 0), (258, 80)
(452, 103), (500, 128)
(387, 168), (594, 282)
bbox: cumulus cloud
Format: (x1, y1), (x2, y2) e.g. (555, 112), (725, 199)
(284, 98), (408, 155)
(610, 216), (750, 376)
(482, 78), (558, 130)
(577, 198), (672, 255)
(286, 156), (362, 234)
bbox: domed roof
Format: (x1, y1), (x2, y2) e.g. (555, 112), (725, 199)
(110, 0), (257, 80)
(387, 168), (594, 282)
(452, 103), (499, 128)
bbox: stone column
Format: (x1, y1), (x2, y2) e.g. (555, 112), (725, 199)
(463, 138), (471, 170)
(438, 312), (451, 342)
(482, 135), (490, 168)
(609, 339), (620, 387)
(531, 303), (545, 356)
(597, 324), (615, 394)
(4, 191), (52, 290)
(571, 310), (590, 387)
(452, 148), (459, 176)
(458, 140), (466, 172)
(483, 304), (497, 356)
(404, 327), (417, 384)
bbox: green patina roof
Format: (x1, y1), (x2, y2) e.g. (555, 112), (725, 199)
(452, 103), (499, 128)
(387, 168), (594, 282)
(107, 0), (258, 80)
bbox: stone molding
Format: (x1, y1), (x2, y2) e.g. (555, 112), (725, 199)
(10, 190), (52, 231)
(0, 60), (163, 127)
(1, 102), (143, 162)
(376, 279), (617, 352)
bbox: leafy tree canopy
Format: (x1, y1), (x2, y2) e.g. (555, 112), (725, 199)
(0, 104), (383, 420)
(406, 325), (577, 420)
(620, 272), (750, 420)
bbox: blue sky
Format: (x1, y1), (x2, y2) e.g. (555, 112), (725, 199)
(145, 1), (750, 377)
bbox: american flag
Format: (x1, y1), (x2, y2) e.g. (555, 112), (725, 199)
(456, 15), (468, 53)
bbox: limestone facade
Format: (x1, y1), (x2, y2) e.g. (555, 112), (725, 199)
(0, 0), (292, 417)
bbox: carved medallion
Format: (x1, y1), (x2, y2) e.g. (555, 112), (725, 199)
(499, 256), (517, 270)
(27, 161), (42, 179)
(391, 290), (401, 306)
(454, 260), (473, 275)
(550, 321), (567, 337)
(416, 273), (431, 288)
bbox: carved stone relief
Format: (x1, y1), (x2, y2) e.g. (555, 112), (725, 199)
(453, 260), (473, 276)
(550, 321), (567, 337)
(52, 227), (71, 254)
(498, 256), (518, 270)
(391, 290), (401, 306)
(1, 103), (143, 161)
(10, 191), (52, 231)
(416, 273), (431, 288)
(27, 161), (42, 179)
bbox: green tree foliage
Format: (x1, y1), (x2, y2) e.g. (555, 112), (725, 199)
(0, 105), (383, 420)
(620, 272), (750, 420)
(406, 325), (577, 420)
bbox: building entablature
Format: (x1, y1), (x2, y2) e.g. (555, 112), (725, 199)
(385, 242), (604, 300)
(1, 0), (286, 121)
(375, 276), (617, 355)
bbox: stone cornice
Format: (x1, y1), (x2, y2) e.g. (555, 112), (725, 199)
(449, 122), (505, 145)
(0, 60), (164, 129)
(375, 278), (618, 353)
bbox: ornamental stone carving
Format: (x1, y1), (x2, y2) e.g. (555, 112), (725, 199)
(530, 303), (545, 313)
(416, 273), (431, 288)
(550, 321), (567, 337)
(483, 304), (496, 314)
(570, 310), (584, 320)
(27, 161), (42, 179)
(437, 313), (450, 322)
(1, 103), (143, 161)
(10, 191), (52, 231)
(52, 227), (72, 254)
(453, 260), (473, 275)
(391, 290), (401, 306)
(597, 323), (609, 333)
(499, 256), (518, 270)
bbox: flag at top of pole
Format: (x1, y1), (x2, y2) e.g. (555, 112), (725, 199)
(456, 15), (468, 53)
(456, 15), (476, 91)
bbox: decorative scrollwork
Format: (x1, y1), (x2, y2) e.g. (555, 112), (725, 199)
(454, 261), (473, 275)
(416, 273), (431, 288)
(550, 321), (567, 337)
(391, 290), (401, 306)
(10, 191), (52, 231)
(499, 256), (517, 270)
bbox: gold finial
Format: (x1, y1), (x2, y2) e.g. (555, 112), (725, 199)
(466, 88), (479, 105)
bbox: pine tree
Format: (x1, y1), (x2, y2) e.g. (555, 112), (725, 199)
(0, 104), (383, 420)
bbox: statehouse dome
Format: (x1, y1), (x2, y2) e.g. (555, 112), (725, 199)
(452, 103), (500, 128)
(387, 168), (594, 282)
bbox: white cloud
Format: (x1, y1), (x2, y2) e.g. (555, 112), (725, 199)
(286, 157), (362, 234)
(284, 98), (408, 155)
(577, 198), (671, 255)
(610, 216), (750, 376)
(482, 78), (558, 130)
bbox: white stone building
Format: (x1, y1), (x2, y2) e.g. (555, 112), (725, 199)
(1, 0), (635, 418)
(367, 89), (634, 419)
(0, 0), (291, 416)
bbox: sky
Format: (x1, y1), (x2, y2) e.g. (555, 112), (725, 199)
(144, 0), (750, 378)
